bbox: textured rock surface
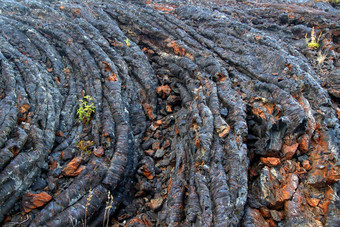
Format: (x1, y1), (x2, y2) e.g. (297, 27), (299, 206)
(0, 0), (339, 226)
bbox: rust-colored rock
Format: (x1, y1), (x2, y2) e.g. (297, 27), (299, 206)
(267, 218), (276, 227)
(145, 149), (155, 156)
(302, 160), (312, 171)
(93, 146), (104, 157)
(125, 214), (152, 227)
(307, 167), (327, 187)
(251, 165), (299, 209)
(244, 207), (269, 227)
(154, 120), (162, 127)
(326, 165), (340, 184)
(56, 131), (64, 137)
(165, 38), (194, 60)
(298, 134), (310, 153)
(22, 192), (52, 213)
(152, 141), (161, 151)
(156, 85), (171, 99)
(74, 165), (86, 175)
(149, 197), (164, 211)
(318, 200), (330, 214)
(217, 124), (231, 138)
(281, 143), (299, 160)
(20, 103), (30, 113)
(61, 157), (83, 177)
(141, 167), (154, 180)
(260, 206), (271, 218)
(49, 160), (58, 170)
(306, 197), (320, 207)
(261, 157), (281, 167)
(276, 173), (299, 203)
(125, 217), (144, 226)
(163, 140), (171, 149)
(107, 74), (117, 82)
(143, 103), (155, 120)
(166, 104), (173, 112)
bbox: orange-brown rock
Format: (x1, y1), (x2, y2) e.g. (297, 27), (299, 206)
(276, 173), (299, 203)
(307, 167), (327, 187)
(140, 165), (154, 180)
(61, 151), (67, 160)
(107, 74), (117, 82)
(56, 131), (64, 137)
(261, 157), (281, 167)
(252, 162), (302, 210)
(281, 143), (299, 160)
(143, 103), (155, 120)
(22, 192), (52, 213)
(163, 140), (171, 149)
(49, 160), (58, 170)
(251, 106), (266, 120)
(93, 146), (104, 157)
(73, 165), (86, 175)
(306, 131), (331, 187)
(124, 217), (144, 226)
(145, 149), (155, 156)
(306, 197), (320, 207)
(156, 85), (171, 99)
(217, 124), (231, 138)
(244, 207), (269, 227)
(298, 134), (310, 153)
(267, 218), (276, 227)
(318, 200), (330, 214)
(260, 206), (271, 218)
(149, 197), (164, 211)
(166, 104), (172, 112)
(302, 160), (312, 171)
(20, 103), (30, 113)
(326, 164), (340, 184)
(61, 157), (83, 177)
(165, 38), (188, 58)
(125, 214), (152, 227)
(152, 141), (161, 151)
(154, 120), (162, 127)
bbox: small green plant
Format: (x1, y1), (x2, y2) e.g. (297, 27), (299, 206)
(124, 38), (131, 47)
(76, 140), (94, 155)
(305, 27), (322, 49)
(77, 95), (95, 124)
